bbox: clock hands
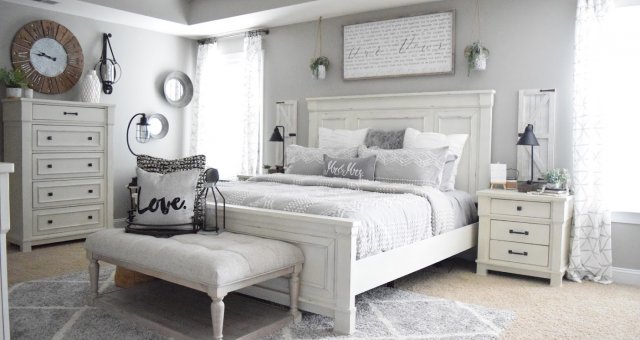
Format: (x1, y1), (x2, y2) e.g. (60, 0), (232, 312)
(34, 51), (57, 62)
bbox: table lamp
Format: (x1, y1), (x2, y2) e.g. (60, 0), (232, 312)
(516, 124), (539, 184)
(269, 125), (285, 171)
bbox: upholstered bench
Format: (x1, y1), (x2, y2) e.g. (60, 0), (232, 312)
(85, 229), (304, 339)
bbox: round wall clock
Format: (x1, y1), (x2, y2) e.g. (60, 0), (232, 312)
(10, 20), (84, 94)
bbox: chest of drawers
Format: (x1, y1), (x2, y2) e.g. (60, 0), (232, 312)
(476, 189), (573, 286)
(1, 99), (114, 252)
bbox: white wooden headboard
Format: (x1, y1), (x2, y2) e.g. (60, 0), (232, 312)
(306, 90), (495, 197)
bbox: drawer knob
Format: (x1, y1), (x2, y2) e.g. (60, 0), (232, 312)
(509, 229), (529, 236)
(47, 164), (53, 169)
(63, 111), (79, 116)
(88, 163), (93, 167)
(516, 206), (522, 211)
(47, 192), (53, 197)
(508, 250), (528, 256)
(88, 189), (94, 194)
(47, 220), (53, 224)
(46, 136), (53, 141)
(88, 136), (93, 141)
(88, 215), (93, 220)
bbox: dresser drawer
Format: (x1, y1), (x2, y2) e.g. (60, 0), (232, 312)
(490, 220), (550, 245)
(32, 104), (106, 124)
(33, 179), (104, 208)
(32, 205), (104, 236)
(33, 125), (105, 151)
(33, 153), (104, 179)
(489, 240), (549, 267)
(491, 199), (550, 219)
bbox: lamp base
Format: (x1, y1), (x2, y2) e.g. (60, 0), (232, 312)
(517, 181), (543, 192)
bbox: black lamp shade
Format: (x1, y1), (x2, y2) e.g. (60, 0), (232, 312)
(136, 115), (150, 143)
(269, 126), (284, 142)
(516, 124), (539, 146)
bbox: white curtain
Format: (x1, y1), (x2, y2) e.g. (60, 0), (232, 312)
(567, 0), (613, 283)
(190, 35), (263, 179)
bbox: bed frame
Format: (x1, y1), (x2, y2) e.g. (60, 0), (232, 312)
(207, 90), (495, 334)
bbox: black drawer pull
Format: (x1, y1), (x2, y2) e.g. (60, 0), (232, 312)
(88, 215), (93, 220)
(47, 220), (53, 224)
(47, 192), (53, 197)
(516, 206), (522, 211)
(46, 136), (52, 140)
(63, 111), (78, 116)
(88, 163), (93, 167)
(88, 189), (94, 194)
(508, 250), (528, 256)
(88, 136), (93, 141)
(47, 164), (53, 169)
(509, 229), (529, 236)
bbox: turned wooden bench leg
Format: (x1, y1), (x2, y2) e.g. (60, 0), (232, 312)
(210, 294), (226, 340)
(289, 264), (302, 322)
(88, 257), (100, 301)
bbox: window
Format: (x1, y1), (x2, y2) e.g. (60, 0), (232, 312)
(602, 5), (640, 213)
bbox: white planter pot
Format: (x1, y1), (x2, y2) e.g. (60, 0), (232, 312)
(79, 70), (101, 103)
(22, 88), (33, 98)
(312, 65), (327, 80)
(6, 88), (22, 99)
(473, 54), (488, 71)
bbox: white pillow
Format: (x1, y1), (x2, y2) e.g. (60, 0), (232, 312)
(403, 128), (468, 191)
(135, 168), (201, 225)
(318, 127), (368, 148)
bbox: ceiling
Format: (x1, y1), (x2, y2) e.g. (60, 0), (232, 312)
(3, 0), (437, 39)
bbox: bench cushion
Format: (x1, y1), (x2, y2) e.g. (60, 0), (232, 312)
(85, 229), (304, 286)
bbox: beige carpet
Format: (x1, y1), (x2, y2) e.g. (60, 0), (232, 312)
(7, 241), (640, 339)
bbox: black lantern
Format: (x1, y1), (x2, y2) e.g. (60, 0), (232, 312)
(516, 124), (540, 184)
(200, 168), (225, 233)
(126, 113), (150, 156)
(269, 125), (285, 171)
(95, 33), (121, 94)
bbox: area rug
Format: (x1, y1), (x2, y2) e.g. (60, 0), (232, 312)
(9, 266), (515, 339)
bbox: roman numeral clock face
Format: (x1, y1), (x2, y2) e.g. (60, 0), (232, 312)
(10, 20), (84, 94)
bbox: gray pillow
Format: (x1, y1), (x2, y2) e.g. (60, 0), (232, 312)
(286, 145), (359, 175)
(365, 129), (405, 149)
(358, 145), (449, 187)
(135, 168), (201, 225)
(322, 155), (376, 180)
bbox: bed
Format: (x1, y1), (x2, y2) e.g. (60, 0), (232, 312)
(205, 90), (495, 334)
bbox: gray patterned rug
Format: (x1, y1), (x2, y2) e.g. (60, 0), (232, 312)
(9, 266), (515, 339)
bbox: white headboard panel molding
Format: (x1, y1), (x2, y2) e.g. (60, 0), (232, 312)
(307, 90), (495, 197)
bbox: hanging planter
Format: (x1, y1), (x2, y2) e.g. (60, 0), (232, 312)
(310, 17), (329, 80)
(464, 41), (490, 76)
(310, 56), (330, 79)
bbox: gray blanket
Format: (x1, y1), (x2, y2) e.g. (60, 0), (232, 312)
(217, 174), (455, 259)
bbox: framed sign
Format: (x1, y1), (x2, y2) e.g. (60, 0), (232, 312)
(343, 11), (455, 80)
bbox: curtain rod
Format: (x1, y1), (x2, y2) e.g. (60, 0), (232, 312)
(198, 29), (269, 45)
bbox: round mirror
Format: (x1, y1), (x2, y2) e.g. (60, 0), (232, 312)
(163, 71), (193, 107)
(147, 113), (168, 139)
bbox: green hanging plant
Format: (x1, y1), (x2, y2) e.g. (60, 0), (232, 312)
(0, 67), (28, 88)
(463, 41), (490, 76)
(309, 56), (330, 77)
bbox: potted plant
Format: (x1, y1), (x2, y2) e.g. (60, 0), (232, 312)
(0, 67), (28, 98)
(310, 56), (330, 80)
(463, 41), (490, 76)
(544, 168), (569, 190)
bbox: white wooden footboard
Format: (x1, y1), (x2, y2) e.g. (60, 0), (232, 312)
(209, 203), (359, 334)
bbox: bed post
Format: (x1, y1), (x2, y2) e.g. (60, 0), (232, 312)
(333, 223), (358, 335)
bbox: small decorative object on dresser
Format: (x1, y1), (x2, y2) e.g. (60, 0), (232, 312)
(476, 189), (573, 286)
(543, 168), (569, 190)
(79, 70), (101, 103)
(490, 163), (507, 189)
(0, 67), (27, 98)
(1, 98), (115, 252)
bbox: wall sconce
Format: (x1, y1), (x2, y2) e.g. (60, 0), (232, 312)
(94, 33), (121, 94)
(269, 125), (285, 172)
(127, 113), (150, 156)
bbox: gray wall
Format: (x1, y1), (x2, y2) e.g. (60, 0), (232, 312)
(612, 222), (640, 270)
(0, 1), (196, 220)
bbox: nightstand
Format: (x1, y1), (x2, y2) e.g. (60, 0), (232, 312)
(475, 189), (573, 286)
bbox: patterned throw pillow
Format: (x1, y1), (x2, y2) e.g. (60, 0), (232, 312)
(358, 145), (449, 187)
(364, 129), (405, 149)
(322, 155), (376, 180)
(286, 145), (358, 176)
(136, 154), (206, 226)
(318, 127), (368, 148)
(135, 168), (201, 225)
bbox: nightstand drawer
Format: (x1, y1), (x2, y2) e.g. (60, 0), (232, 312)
(491, 199), (550, 219)
(490, 240), (549, 267)
(490, 220), (550, 245)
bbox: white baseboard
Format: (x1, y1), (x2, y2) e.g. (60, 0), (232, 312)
(114, 218), (127, 228)
(613, 267), (640, 286)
